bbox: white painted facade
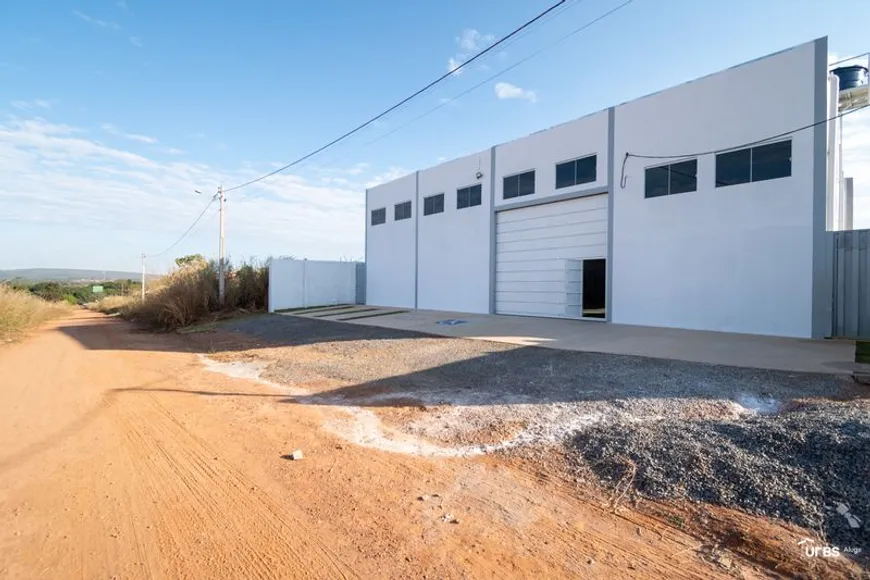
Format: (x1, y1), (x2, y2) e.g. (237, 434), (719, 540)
(268, 259), (360, 312)
(494, 111), (609, 207)
(365, 38), (830, 338)
(417, 150), (493, 313)
(611, 40), (819, 338)
(365, 172), (417, 308)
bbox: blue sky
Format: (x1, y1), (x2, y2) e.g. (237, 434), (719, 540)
(1, 0), (869, 273)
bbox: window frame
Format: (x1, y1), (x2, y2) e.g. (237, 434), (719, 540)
(502, 169), (536, 200)
(644, 158), (698, 199)
(456, 183), (483, 209)
(423, 193), (445, 216)
(555, 154), (597, 190)
(715, 139), (792, 188)
(750, 139), (792, 183)
(394, 200), (412, 221)
(370, 207), (386, 226)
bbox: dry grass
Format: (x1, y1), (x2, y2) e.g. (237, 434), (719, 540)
(0, 285), (71, 340)
(122, 259), (268, 330)
(89, 295), (137, 315)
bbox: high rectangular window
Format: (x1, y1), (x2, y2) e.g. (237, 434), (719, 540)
(556, 155), (597, 189)
(644, 159), (697, 198)
(503, 170), (535, 199)
(394, 200), (412, 221)
(423, 193), (444, 216)
(457, 184), (482, 209)
(716, 149), (751, 187)
(370, 207), (386, 226)
(716, 140), (791, 187)
(752, 140), (792, 182)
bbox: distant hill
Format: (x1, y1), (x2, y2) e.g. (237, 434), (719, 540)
(0, 268), (162, 282)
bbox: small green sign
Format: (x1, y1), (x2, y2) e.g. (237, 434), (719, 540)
(92, 285), (104, 294)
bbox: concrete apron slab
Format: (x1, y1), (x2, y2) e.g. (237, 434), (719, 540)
(282, 306), (406, 321)
(334, 308), (856, 375)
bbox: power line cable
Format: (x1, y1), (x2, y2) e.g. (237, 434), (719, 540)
(626, 103), (869, 160)
(314, 0), (636, 172)
(143, 195), (217, 258)
(313, 0), (586, 163)
(829, 52), (869, 68)
(620, 103), (870, 187)
(223, 0), (568, 193)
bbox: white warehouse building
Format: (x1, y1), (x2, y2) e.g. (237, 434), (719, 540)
(365, 37), (840, 339)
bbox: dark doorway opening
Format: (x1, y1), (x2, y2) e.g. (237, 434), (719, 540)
(582, 259), (606, 319)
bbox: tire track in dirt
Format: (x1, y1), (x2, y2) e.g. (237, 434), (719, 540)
(200, 352), (728, 578)
(4, 311), (804, 578)
(112, 389), (356, 579)
(425, 461), (720, 579)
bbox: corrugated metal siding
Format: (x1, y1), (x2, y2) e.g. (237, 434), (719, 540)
(355, 263), (366, 305)
(832, 229), (870, 338)
(495, 195), (607, 318)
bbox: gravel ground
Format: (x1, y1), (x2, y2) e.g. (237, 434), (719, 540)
(570, 400), (870, 551)
(221, 314), (867, 549)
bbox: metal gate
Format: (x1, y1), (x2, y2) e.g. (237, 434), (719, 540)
(832, 229), (870, 338)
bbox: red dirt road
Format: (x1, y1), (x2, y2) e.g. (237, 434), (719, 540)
(0, 312), (790, 578)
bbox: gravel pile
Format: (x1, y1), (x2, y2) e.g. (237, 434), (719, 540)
(570, 400), (870, 550)
(224, 315), (868, 549)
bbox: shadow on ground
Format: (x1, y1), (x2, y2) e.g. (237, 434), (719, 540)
(60, 312), (854, 409)
(66, 311), (867, 562)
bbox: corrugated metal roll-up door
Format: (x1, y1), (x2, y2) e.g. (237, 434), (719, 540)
(495, 194), (608, 318)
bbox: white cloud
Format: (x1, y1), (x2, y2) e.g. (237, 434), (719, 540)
(129, 36), (143, 48)
(457, 29), (495, 53)
(11, 99), (53, 111)
(365, 167), (409, 188)
(345, 162), (370, 176)
(0, 116), (369, 268)
(446, 28), (495, 76)
(494, 82), (537, 103)
(126, 133), (158, 144)
(828, 52), (868, 67)
(73, 10), (120, 29)
(101, 123), (159, 144)
(447, 57), (463, 75)
(165, 147), (185, 155)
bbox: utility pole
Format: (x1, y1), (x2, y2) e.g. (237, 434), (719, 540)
(217, 185), (226, 306)
(140, 254), (146, 301)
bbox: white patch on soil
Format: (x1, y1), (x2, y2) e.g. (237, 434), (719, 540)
(199, 355), (789, 458)
(734, 393), (782, 415)
(199, 356), (307, 395)
(321, 410), (511, 458)
(199, 355), (505, 457)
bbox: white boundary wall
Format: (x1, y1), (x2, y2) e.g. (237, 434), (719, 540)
(268, 259), (360, 312)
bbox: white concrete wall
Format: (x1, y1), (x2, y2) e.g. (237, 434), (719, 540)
(494, 111), (609, 207)
(417, 150), (492, 313)
(366, 172), (417, 308)
(268, 259), (359, 312)
(611, 39), (820, 337)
